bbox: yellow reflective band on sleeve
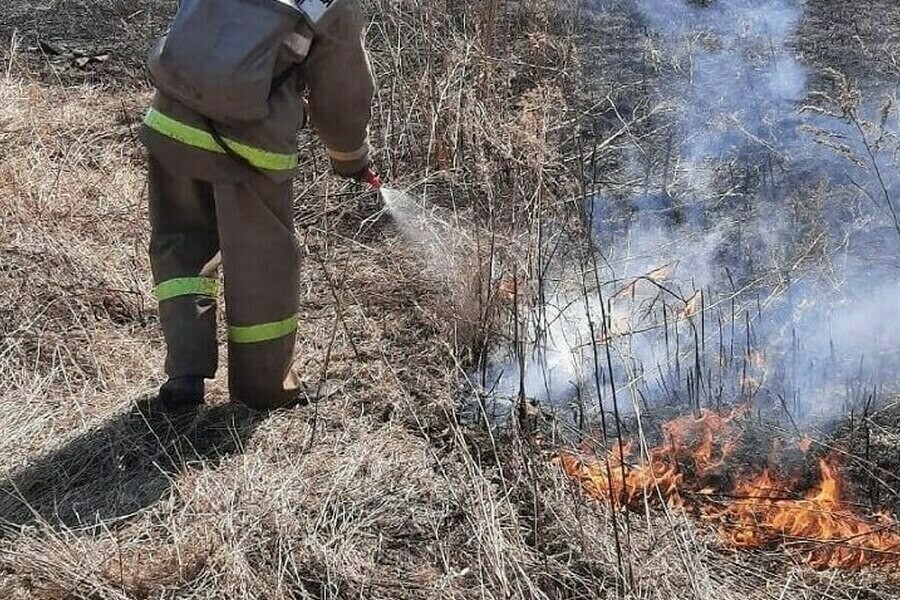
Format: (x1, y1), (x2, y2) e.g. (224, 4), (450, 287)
(228, 315), (298, 344)
(155, 277), (219, 302)
(143, 108), (298, 172)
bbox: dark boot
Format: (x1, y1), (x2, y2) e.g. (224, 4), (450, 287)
(234, 379), (343, 412)
(159, 376), (205, 411)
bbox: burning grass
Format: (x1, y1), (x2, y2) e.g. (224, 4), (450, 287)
(561, 407), (900, 570)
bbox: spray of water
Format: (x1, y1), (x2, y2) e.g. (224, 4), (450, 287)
(378, 185), (491, 341)
(380, 187), (462, 281)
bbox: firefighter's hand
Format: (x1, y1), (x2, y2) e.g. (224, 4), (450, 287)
(347, 165), (382, 190)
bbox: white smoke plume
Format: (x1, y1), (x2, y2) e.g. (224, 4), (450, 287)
(476, 0), (900, 424)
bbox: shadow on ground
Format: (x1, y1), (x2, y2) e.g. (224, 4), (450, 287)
(0, 397), (267, 535)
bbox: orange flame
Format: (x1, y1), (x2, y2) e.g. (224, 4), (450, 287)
(680, 291), (703, 320)
(561, 409), (900, 570)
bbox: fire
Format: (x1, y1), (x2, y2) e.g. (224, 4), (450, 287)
(562, 409), (742, 508)
(561, 408), (900, 570)
(712, 457), (900, 569)
(680, 290), (703, 320)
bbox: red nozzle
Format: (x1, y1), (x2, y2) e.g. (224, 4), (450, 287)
(361, 168), (383, 190)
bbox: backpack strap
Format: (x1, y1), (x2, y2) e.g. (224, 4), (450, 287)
(205, 63), (301, 173)
(205, 118), (260, 172)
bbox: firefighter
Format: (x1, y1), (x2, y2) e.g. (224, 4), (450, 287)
(141, 0), (375, 411)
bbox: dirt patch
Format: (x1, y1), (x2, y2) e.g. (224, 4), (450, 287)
(0, 0), (175, 84)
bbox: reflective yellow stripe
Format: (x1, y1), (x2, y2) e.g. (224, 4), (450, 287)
(155, 277), (219, 302)
(143, 108), (298, 172)
(229, 315), (298, 344)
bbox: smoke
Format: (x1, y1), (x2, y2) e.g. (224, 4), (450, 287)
(475, 0), (900, 424)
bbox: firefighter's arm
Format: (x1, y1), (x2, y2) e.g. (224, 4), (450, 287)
(301, 1), (375, 177)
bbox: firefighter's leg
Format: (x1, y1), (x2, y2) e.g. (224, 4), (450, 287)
(213, 174), (301, 409)
(148, 156), (220, 380)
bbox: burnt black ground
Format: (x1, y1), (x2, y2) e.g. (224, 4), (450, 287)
(0, 0), (173, 84)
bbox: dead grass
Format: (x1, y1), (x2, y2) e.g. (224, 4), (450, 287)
(1, 0), (899, 599)
(800, 0), (900, 92)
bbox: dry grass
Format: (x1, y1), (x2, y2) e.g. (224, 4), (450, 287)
(1, 0), (899, 599)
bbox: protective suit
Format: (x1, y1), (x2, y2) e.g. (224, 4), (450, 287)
(142, 0), (374, 409)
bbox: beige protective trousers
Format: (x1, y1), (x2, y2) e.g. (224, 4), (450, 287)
(148, 156), (301, 408)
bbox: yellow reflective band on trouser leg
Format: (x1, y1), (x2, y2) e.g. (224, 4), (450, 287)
(143, 108), (299, 172)
(228, 315), (298, 344)
(155, 277), (219, 302)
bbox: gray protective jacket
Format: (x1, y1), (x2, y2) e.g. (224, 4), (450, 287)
(141, 0), (375, 184)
